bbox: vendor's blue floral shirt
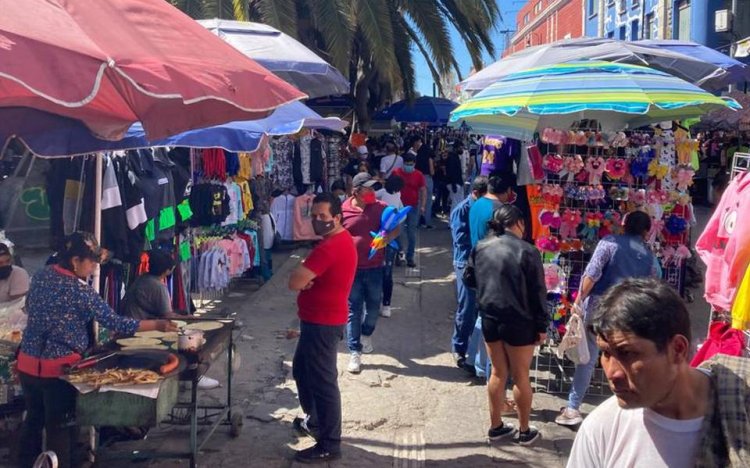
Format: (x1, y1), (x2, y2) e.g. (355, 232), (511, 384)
(20, 266), (139, 359)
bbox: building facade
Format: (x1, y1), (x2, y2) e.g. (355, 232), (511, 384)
(671, 0), (750, 54)
(506, 0), (585, 56)
(583, 0), (671, 41)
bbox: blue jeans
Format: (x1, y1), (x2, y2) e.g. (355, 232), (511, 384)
(567, 330), (601, 410)
(399, 206), (420, 262)
(466, 316), (490, 378)
(260, 248), (273, 282)
(347, 267), (384, 352)
(423, 175), (434, 225)
(451, 264), (477, 356)
(382, 247), (397, 306)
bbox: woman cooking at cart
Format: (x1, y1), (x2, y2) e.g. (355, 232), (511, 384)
(16, 232), (177, 468)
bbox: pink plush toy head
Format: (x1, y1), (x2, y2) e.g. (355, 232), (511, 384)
(605, 158), (628, 180)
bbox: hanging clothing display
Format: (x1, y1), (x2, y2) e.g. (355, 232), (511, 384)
(292, 193), (319, 241)
(270, 193), (296, 241)
(270, 137), (295, 190)
(189, 183), (230, 226)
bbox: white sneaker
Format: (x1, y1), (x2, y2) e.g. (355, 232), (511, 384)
(360, 335), (374, 354)
(197, 376), (220, 389)
(555, 407), (583, 426)
(380, 306), (392, 318)
(347, 352), (362, 374)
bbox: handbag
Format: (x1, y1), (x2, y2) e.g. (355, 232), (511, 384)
(557, 313), (590, 365)
(462, 250), (478, 289)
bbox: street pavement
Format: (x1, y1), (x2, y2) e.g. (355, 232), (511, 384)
(100, 212), (711, 467)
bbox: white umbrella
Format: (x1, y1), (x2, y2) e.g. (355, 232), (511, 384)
(199, 19), (350, 99)
(461, 38), (747, 94)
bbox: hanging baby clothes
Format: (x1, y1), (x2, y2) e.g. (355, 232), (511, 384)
(222, 181), (244, 226)
(237, 152), (253, 180)
(270, 193), (295, 240)
(292, 193), (319, 241)
(309, 136), (326, 190)
(270, 137), (294, 190)
(235, 178), (254, 216)
(300, 133), (313, 184)
(202, 148), (227, 180)
(327, 136), (342, 182)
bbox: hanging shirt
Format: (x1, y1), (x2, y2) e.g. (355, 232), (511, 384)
(292, 194), (319, 241)
(271, 194), (296, 240)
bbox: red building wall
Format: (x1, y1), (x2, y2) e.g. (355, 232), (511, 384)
(505, 0), (584, 57)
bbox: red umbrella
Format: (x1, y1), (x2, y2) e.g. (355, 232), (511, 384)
(0, 0), (306, 140)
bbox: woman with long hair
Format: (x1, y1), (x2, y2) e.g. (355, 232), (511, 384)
(467, 205), (548, 445)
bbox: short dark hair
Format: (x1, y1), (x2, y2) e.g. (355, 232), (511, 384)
(385, 174), (404, 194)
(623, 210), (652, 236)
(330, 179), (346, 192)
(590, 278), (691, 352)
(488, 204), (524, 235)
(148, 249), (176, 276)
(384, 142), (398, 153)
(487, 174), (513, 195)
(471, 176), (489, 196)
(313, 192), (343, 217)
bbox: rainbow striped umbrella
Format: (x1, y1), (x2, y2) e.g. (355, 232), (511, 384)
(450, 61), (741, 140)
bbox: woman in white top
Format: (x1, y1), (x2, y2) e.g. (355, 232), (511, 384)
(379, 142), (403, 179)
(375, 175), (404, 318)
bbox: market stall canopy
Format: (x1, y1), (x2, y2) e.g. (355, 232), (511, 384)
(450, 61), (741, 141)
(460, 38), (748, 94)
(373, 97), (458, 125)
(1, 102), (347, 158)
(0, 0), (306, 141)
(198, 19), (350, 99)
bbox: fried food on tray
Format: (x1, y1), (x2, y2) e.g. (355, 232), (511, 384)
(67, 368), (161, 386)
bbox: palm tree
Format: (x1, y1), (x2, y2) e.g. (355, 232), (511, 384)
(170, 0), (501, 129)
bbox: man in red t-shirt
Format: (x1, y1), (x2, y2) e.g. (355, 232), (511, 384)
(392, 153), (427, 267)
(341, 173), (400, 373)
(288, 192), (356, 464)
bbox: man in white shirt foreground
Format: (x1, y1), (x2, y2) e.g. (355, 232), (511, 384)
(568, 277), (748, 468)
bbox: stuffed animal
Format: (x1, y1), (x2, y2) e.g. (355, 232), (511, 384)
(559, 209), (582, 239)
(585, 157), (606, 185)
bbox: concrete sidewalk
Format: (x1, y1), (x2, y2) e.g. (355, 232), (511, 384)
(103, 222), (604, 467)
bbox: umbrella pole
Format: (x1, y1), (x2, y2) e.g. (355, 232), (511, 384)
(93, 152), (103, 293)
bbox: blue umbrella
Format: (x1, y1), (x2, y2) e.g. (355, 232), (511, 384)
(374, 97), (458, 125)
(1, 102), (346, 158)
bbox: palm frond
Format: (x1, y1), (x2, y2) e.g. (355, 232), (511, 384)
(231, 0), (249, 21)
(436, 0), (489, 70)
(353, 0), (399, 84)
(251, 0), (298, 35)
(305, 0), (354, 72)
(169, 0), (206, 19)
(390, 6), (416, 98)
(446, 0), (499, 58)
(400, 17), (444, 97)
(398, 0), (453, 75)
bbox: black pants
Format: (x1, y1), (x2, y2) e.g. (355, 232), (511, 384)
(18, 373), (78, 468)
(292, 321), (343, 453)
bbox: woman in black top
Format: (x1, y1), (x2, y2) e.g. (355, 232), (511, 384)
(466, 205), (548, 445)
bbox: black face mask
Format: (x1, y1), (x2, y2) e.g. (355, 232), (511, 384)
(0, 265), (12, 280)
(312, 219), (335, 237)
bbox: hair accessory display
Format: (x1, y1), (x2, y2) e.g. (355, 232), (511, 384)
(559, 209), (582, 239)
(586, 185), (606, 202)
(542, 184), (564, 205)
(629, 152), (652, 179)
(609, 131), (629, 148)
(585, 157), (606, 185)
(647, 189), (670, 205)
(675, 166), (695, 191)
(600, 210), (623, 237)
(631, 188), (647, 206)
(560, 238), (583, 252)
(535, 235), (561, 253)
(664, 214), (688, 235)
(605, 158), (628, 180)
(542, 153), (564, 174)
(580, 211), (603, 241)
(648, 159), (669, 180)
(539, 210), (562, 229)
(562, 155), (585, 179)
(544, 263), (565, 292)
(647, 216), (664, 244)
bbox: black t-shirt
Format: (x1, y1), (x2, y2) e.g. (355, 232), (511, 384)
(415, 146), (433, 175)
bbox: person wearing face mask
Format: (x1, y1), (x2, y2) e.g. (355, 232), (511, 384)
(341, 173), (399, 373)
(0, 242), (30, 303)
(392, 154), (427, 268)
(465, 205), (549, 446)
(17, 232), (177, 468)
(288, 193), (357, 463)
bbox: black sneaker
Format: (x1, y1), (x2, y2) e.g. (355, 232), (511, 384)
(487, 422), (515, 440)
(293, 416), (318, 440)
(294, 444), (341, 464)
(407, 260), (417, 268)
(514, 426), (541, 446)
(424, 224), (435, 230)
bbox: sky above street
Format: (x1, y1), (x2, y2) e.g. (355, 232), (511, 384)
(414, 0), (520, 96)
